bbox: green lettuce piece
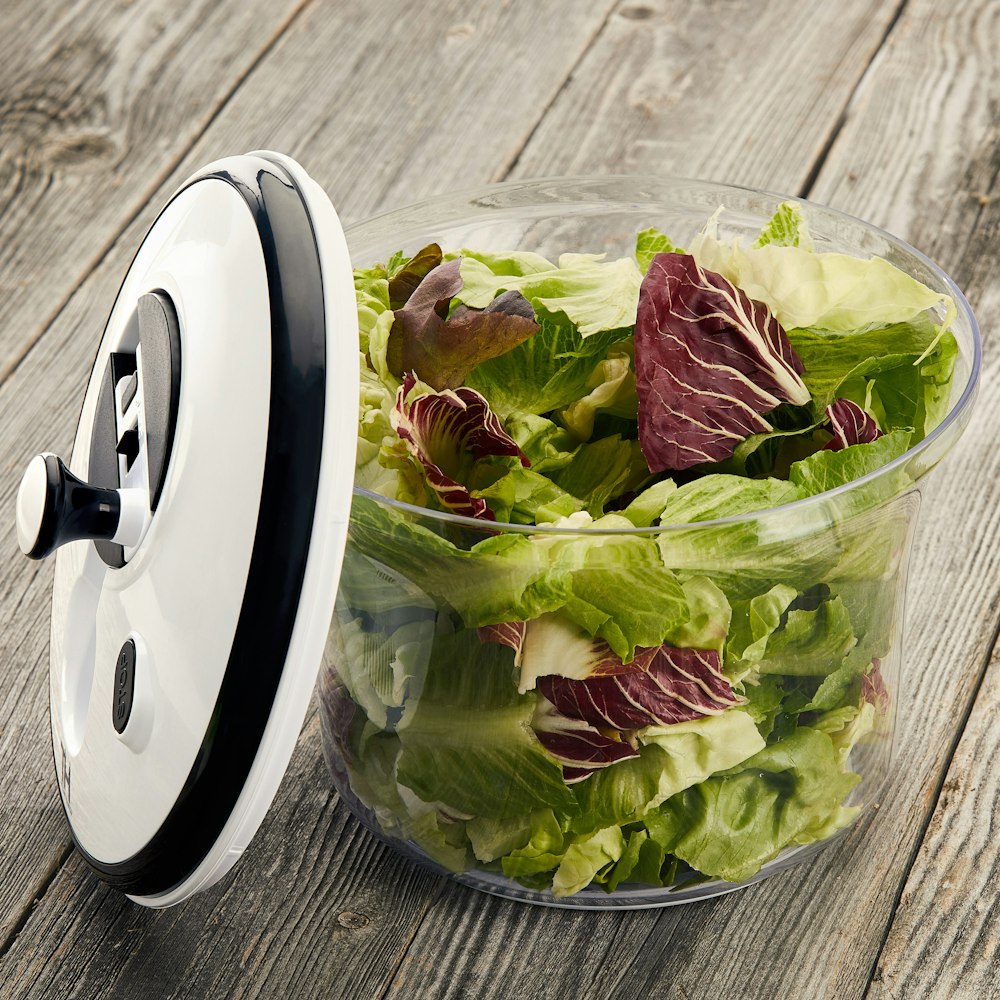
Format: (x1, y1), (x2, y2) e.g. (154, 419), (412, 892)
(355, 264), (398, 387)
(356, 359), (399, 496)
(636, 227), (680, 273)
(657, 475), (804, 525)
(342, 727), (469, 871)
(662, 576), (732, 653)
(395, 630), (576, 819)
(789, 318), (958, 437)
(727, 583), (799, 664)
(646, 727), (860, 882)
(755, 596), (856, 676)
(690, 226), (953, 333)
(605, 829), (649, 892)
(456, 250), (643, 337)
(555, 350), (637, 441)
(471, 467), (584, 524)
(737, 674), (786, 738)
(788, 429), (912, 497)
(755, 201), (813, 249)
(552, 826), (626, 897)
(506, 413), (579, 473)
(569, 712), (765, 835)
(621, 479), (678, 526)
(466, 812), (534, 863)
(467, 318), (629, 418)
(551, 435), (649, 516)
(332, 616), (434, 730)
(501, 809), (567, 878)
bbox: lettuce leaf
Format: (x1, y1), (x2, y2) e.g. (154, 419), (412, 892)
(568, 711), (765, 834)
(636, 227), (680, 273)
(691, 225), (952, 333)
(755, 201), (813, 249)
(387, 260), (539, 390)
(394, 630), (576, 819)
(467, 317), (629, 419)
(456, 250), (643, 337)
(646, 726), (859, 882)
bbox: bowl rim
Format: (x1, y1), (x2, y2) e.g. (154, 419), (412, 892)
(348, 174), (983, 535)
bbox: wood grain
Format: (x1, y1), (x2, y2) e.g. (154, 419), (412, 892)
(0, 0), (620, 988)
(0, 0), (310, 950)
(0, 0), (997, 998)
(0, 0), (310, 382)
(507, 0), (904, 189)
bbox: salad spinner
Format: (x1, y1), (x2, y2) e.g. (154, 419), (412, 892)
(14, 152), (979, 909)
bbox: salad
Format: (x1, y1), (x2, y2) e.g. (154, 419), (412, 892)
(321, 202), (958, 897)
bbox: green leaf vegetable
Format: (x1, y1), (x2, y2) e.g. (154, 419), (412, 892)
(330, 202), (959, 897)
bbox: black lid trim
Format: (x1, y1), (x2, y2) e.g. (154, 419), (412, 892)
(67, 156), (328, 896)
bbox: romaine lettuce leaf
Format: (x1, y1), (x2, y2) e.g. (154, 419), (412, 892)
(550, 434), (649, 516)
(555, 350), (637, 441)
(552, 826), (626, 896)
(394, 630), (576, 819)
(691, 226), (952, 333)
(456, 250), (643, 337)
(467, 317), (629, 418)
(636, 227), (680, 273)
(568, 711), (765, 834)
(755, 201), (813, 249)
(646, 726), (859, 882)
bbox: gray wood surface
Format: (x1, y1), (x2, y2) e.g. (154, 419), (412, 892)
(0, 1), (997, 998)
(0, 0), (309, 946)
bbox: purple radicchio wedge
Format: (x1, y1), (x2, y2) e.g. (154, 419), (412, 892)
(635, 252), (810, 472)
(387, 259), (539, 390)
(537, 644), (741, 731)
(823, 398), (883, 451)
(862, 658), (890, 714)
(531, 696), (639, 784)
(391, 373), (529, 520)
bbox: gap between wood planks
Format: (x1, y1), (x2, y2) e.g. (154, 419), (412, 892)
(0, 0), (316, 967)
(0, 0), (952, 986)
(330, 0), (930, 993)
(0, 0), (315, 391)
(799, 0), (911, 200)
(859, 608), (1000, 999)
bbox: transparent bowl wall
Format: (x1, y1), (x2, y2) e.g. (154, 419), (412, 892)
(319, 178), (980, 908)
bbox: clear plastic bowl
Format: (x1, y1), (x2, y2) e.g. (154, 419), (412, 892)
(318, 178), (980, 908)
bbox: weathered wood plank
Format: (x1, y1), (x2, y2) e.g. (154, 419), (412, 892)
(371, 0), (1000, 998)
(0, 0), (619, 989)
(0, 2), (991, 1000)
(0, 0), (311, 949)
(866, 634), (1000, 998)
(0, 0), (310, 382)
(507, 0), (903, 188)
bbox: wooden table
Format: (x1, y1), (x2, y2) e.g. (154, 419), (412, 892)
(0, 1), (996, 997)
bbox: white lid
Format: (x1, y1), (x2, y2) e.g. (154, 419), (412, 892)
(30, 152), (359, 906)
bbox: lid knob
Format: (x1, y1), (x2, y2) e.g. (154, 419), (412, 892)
(16, 454), (146, 560)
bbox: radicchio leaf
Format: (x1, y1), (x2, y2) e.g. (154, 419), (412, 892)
(391, 373), (529, 520)
(477, 621), (526, 661)
(862, 658), (890, 713)
(635, 252), (810, 472)
(532, 696), (639, 784)
(537, 644), (741, 731)
(387, 243), (444, 309)
(824, 398), (883, 451)
(387, 260), (539, 390)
